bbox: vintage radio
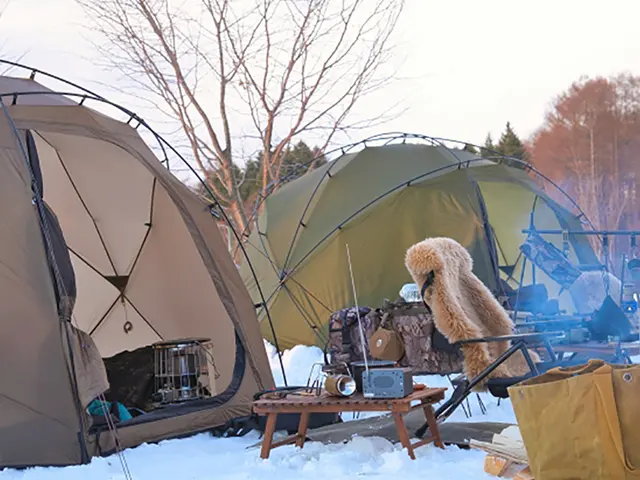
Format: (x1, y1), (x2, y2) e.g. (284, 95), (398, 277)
(362, 367), (413, 399)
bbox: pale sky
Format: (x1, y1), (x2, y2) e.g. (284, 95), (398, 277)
(3, 0), (640, 167)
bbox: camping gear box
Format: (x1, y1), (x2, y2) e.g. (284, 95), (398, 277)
(326, 306), (378, 367)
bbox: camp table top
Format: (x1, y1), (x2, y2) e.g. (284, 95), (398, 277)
(253, 387), (447, 460)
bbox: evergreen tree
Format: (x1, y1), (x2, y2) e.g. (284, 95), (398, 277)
(196, 140), (326, 204)
(279, 141), (328, 177)
(238, 159), (261, 202)
(496, 122), (528, 160)
(481, 133), (496, 158)
(254, 141), (328, 190)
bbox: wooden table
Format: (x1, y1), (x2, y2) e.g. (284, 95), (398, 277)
(253, 387), (447, 460)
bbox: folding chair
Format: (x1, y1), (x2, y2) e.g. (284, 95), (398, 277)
(415, 330), (577, 439)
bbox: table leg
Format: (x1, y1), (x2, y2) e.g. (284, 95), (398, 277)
(422, 402), (444, 449)
(296, 412), (310, 448)
(260, 413), (278, 459)
(392, 412), (415, 460)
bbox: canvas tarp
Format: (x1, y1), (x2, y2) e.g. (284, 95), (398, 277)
(66, 324), (110, 411)
(0, 76), (274, 468)
(240, 144), (598, 349)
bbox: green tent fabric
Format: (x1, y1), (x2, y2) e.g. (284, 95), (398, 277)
(240, 143), (598, 349)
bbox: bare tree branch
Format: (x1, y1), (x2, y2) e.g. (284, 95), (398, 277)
(76, 0), (405, 243)
(531, 74), (640, 259)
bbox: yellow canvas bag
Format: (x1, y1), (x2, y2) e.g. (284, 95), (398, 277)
(508, 359), (640, 480)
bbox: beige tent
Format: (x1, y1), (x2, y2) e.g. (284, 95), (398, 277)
(0, 72), (274, 468)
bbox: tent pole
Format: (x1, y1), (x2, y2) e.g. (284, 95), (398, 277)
(0, 60), (599, 388)
(470, 178), (502, 295)
(512, 256), (527, 322)
(0, 60), (286, 388)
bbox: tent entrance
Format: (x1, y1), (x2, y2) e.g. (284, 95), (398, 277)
(18, 125), (248, 452)
(90, 331), (246, 431)
(0, 65), (275, 469)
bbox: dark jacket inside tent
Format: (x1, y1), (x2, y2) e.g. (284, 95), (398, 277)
(0, 74), (274, 468)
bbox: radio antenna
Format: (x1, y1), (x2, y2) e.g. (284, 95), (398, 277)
(345, 244), (369, 379)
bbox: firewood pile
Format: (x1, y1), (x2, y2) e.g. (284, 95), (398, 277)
(469, 425), (534, 479)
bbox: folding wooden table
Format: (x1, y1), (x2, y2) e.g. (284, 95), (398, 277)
(252, 387), (447, 460)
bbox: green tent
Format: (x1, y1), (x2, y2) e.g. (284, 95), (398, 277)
(240, 139), (598, 349)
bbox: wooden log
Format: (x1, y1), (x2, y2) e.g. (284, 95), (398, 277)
(473, 425), (531, 478)
(469, 439), (528, 465)
(484, 455), (512, 476)
(514, 466), (535, 480)
(484, 455), (533, 478)
(469, 425), (528, 465)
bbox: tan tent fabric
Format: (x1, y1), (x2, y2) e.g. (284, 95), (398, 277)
(0, 108), (84, 467)
(65, 323), (110, 410)
(0, 76), (274, 468)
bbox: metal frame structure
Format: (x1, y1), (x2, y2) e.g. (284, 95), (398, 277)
(413, 330), (566, 440)
(0, 60), (600, 365)
(0, 59), (288, 385)
(513, 226), (640, 323)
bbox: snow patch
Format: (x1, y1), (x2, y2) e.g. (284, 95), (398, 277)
(1, 342), (512, 479)
(264, 340), (325, 387)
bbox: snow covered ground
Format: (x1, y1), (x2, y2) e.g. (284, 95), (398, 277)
(2, 342), (520, 480)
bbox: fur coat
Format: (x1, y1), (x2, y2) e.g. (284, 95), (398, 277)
(405, 237), (539, 385)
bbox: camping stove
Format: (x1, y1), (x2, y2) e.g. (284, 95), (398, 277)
(151, 337), (216, 408)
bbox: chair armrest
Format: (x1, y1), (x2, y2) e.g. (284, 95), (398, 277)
(455, 331), (566, 345)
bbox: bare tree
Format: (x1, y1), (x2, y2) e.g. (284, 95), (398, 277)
(77, 0), (404, 237)
(531, 74), (640, 259)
